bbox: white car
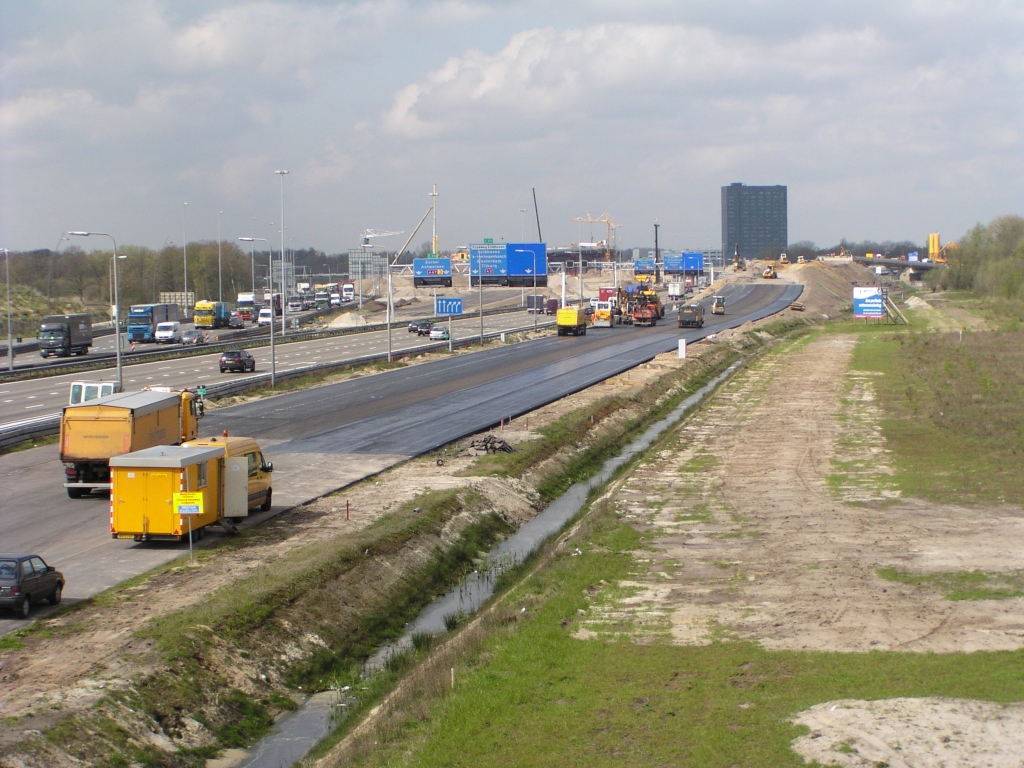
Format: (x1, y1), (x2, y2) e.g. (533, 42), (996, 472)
(429, 325), (450, 341)
(154, 321), (182, 343)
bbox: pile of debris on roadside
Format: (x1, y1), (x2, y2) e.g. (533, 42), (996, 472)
(461, 434), (515, 456)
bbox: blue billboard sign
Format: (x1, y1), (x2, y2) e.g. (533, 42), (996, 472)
(908, 252), (919, 262)
(469, 243), (508, 277)
(683, 252), (705, 272)
(413, 258), (452, 278)
(853, 287), (885, 318)
(507, 243), (547, 277)
(435, 297), (463, 316)
(633, 259), (655, 273)
(662, 253), (685, 273)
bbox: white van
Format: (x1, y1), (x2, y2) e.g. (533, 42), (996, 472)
(257, 308), (273, 326)
(155, 321), (182, 343)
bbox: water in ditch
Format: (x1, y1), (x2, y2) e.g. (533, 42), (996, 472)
(238, 360), (741, 768)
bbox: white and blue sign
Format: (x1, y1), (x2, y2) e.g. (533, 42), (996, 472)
(633, 259), (655, 273)
(413, 258), (452, 278)
(908, 252), (919, 262)
(663, 253), (685, 273)
(853, 287), (885, 318)
(469, 243), (508, 277)
(435, 297), (463, 316)
(683, 252), (705, 272)
(507, 243), (547, 277)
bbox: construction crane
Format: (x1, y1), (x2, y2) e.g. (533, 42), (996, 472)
(570, 212), (616, 261)
(360, 229), (403, 248)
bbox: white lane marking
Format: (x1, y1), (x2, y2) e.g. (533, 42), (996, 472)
(3, 399), (12, 403)
(196, 375), (211, 380)
(26, 395), (37, 399)
(25, 404), (46, 409)
(49, 392), (59, 395)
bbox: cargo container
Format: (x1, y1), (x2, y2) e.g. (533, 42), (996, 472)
(667, 283), (684, 299)
(38, 314), (92, 358)
(556, 307), (588, 336)
(193, 301), (230, 329)
(60, 388), (202, 498)
(126, 303), (179, 343)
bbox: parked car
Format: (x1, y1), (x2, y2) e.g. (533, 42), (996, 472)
(181, 329), (206, 345)
(408, 319), (433, 335)
(154, 321), (182, 343)
(0, 554), (64, 619)
(228, 312), (245, 329)
(429, 325), (450, 341)
(220, 349), (255, 373)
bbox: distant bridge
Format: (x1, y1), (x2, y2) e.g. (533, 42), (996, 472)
(852, 256), (944, 272)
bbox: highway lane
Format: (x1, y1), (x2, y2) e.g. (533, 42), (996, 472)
(0, 283), (799, 633)
(0, 309), (545, 424)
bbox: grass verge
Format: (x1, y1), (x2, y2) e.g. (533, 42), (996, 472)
(878, 567), (1024, 601)
(338, 502), (1024, 768)
(849, 328), (1024, 503)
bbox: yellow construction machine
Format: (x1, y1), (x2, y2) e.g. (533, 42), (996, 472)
(762, 263), (778, 279)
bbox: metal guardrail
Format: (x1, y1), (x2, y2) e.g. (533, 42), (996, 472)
(0, 319), (555, 451)
(0, 306), (527, 383)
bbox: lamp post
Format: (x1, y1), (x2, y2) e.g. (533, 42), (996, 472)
(182, 202), (189, 316)
(4, 248), (12, 372)
(217, 210), (224, 302)
(275, 170), (289, 336)
(48, 233), (69, 312)
(69, 232), (123, 388)
(238, 237), (275, 386)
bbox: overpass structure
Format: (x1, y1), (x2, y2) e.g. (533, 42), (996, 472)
(852, 256), (944, 279)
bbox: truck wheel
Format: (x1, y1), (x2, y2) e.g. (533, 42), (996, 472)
(67, 487), (84, 499)
(260, 488), (273, 511)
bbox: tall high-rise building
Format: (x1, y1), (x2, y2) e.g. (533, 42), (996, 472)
(721, 183), (788, 259)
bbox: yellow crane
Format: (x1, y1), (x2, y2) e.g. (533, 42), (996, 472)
(570, 212), (616, 261)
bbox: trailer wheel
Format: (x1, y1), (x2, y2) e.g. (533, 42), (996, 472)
(67, 487), (84, 499)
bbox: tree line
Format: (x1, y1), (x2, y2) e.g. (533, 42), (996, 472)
(936, 215), (1024, 299)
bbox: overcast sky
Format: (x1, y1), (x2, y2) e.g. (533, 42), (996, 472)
(2, 1), (1022, 254)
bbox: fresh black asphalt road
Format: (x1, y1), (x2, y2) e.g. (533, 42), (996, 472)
(0, 282), (799, 633)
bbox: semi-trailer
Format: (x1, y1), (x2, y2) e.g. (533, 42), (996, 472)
(193, 300), (230, 329)
(38, 314), (92, 358)
(126, 303), (179, 343)
(60, 388), (203, 498)
(236, 293), (255, 321)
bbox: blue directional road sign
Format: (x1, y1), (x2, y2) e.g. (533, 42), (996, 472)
(683, 252), (705, 272)
(413, 258), (452, 278)
(662, 253), (685, 273)
(633, 259), (655, 273)
(469, 244), (508, 277)
(435, 297), (463, 316)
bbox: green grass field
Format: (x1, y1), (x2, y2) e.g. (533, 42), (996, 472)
(349, 505), (1024, 767)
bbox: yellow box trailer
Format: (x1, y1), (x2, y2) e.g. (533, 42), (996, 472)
(109, 444), (249, 541)
(60, 389), (202, 498)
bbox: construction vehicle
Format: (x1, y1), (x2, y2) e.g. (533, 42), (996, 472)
(779, 253), (790, 265)
(60, 387), (203, 498)
(193, 301), (230, 330)
(38, 314), (92, 358)
(711, 295), (726, 315)
(677, 304), (704, 328)
(632, 304), (657, 327)
(636, 278), (665, 319)
(110, 436), (272, 542)
(732, 245), (746, 271)
(556, 307), (588, 336)
(592, 301), (615, 328)
(797, 255), (806, 264)
(762, 264), (778, 279)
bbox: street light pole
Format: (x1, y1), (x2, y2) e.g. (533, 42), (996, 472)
(4, 249), (12, 372)
(69, 232), (123, 389)
(238, 236), (275, 387)
(275, 170), (289, 336)
(182, 202), (189, 316)
(218, 210), (224, 302)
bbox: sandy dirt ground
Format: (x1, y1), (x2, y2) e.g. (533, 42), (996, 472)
(578, 297), (1024, 763)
